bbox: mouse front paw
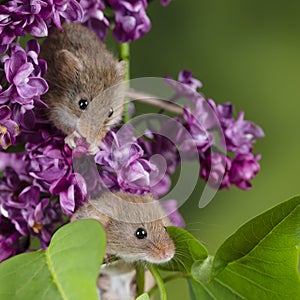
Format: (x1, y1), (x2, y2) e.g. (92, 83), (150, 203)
(88, 143), (100, 155)
(65, 131), (80, 149)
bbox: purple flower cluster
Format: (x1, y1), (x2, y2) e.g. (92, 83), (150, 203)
(0, 105), (19, 150)
(0, 40), (48, 142)
(0, 152), (62, 260)
(79, 0), (109, 40)
(0, 0), (83, 55)
(108, 0), (151, 43)
(79, 0), (172, 42)
(95, 128), (170, 198)
(25, 128), (87, 215)
(0, 0), (171, 57)
(166, 70), (264, 190)
(0, 126), (89, 261)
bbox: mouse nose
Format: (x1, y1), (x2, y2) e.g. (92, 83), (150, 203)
(161, 248), (175, 261)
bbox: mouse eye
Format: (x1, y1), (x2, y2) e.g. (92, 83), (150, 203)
(135, 227), (147, 239)
(78, 98), (89, 110)
(108, 107), (114, 118)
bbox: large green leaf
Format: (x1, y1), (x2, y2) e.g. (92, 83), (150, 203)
(0, 219), (106, 300)
(159, 226), (208, 273)
(189, 195), (300, 299)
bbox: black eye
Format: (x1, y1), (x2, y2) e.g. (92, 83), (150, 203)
(108, 107), (114, 118)
(135, 228), (147, 239)
(78, 98), (89, 110)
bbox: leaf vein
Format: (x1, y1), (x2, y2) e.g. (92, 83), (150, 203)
(226, 268), (278, 295)
(214, 278), (246, 299)
(45, 248), (68, 300)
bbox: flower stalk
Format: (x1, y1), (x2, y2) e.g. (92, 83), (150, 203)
(136, 264), (145, 296)
(119, 42), (131, 123)
(147, 264), (167, 300)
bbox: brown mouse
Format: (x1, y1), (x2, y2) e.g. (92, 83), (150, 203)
(71, 192), (176, 264)
(40, 23), (125, 150)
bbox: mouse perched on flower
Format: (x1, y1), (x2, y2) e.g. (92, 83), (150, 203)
(41, 22), (126, 152)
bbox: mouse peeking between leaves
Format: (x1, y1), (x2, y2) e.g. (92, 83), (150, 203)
(40, 22), (126, 153)
(71, 192), (176, 265)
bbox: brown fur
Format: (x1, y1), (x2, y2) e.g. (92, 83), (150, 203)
(40, 23), (125, 142)
(71, 192), (176, 264)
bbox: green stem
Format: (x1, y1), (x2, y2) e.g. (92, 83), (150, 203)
(148, 273), (190, 298)
(119, 42), (130, 123)
(136, 264), (145, 296)
(147, 265), (167, 300)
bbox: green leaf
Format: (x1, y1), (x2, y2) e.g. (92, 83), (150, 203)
(191, 256), (213, 284)
(135, 293), (150, 300)
(0, 219), (106, 300)
(159, 226), (208, 273)
(189, 195), (300, 299)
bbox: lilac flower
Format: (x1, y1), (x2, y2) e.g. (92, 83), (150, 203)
(25, 39), (47, 77)
(1, 183), (62, 248)
(0, 9), (16, 55)
(96, 130), (151, 194)
(0, 231), (22, 262)
(183, 102), (214, 153)
(96, 129), (169, 196)
(118, 157), (157, 194)
(108, 0), (151, 43)
(0, 152), (27, 174)
(200, 153), (232, 189)
(0, 166), (31, 206)
(138, 132), (179, 175)
(0, 0), (83, 55)
(79, 0), (109, 40)
(208, 100), (234, 123)
(25, 133), (72, 191)
(164, 69), (265, 193)
(40, 0), (83, 30)
(0, 217), (24, 262)
(161, 199), (185, 228)
(96, 131), (144, 172)
(27, 196), (62, 247)
(0, 1), (48, 54)
(208, 99), (264, 154)
(229, 153), (261, 190)
(150, 174), (171, 199)
(11, 186), (43, 236)
(50, 173), (87, 215)
(0, 105), (19, 149)
(224, 112), (265, 154)
(2, 43), (48, 101)
(165, 70), (202, 100)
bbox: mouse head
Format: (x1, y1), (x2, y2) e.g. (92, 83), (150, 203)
(99, 192), (175, 264)
(45, 48), (126, 140)
(71, 192), (176, 264)
(103, 216), (175, 264)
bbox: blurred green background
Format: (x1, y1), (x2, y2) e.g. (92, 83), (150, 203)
(130, 0), (300, 297)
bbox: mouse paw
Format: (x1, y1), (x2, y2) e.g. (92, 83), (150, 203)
(88, 143), (100, 155)
(65, 132), (78, 149)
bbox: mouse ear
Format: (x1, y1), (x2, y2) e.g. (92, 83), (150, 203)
(97, 213), (111, 228)
(117, 60), (126, 78)
(55, 50), (83, 80)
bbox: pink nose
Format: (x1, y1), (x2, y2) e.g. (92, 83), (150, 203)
(161, 249), (173, 260)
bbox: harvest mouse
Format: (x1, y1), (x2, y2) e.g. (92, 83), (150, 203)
(71, 192), (176, 264)
(40, 23), (126, 151)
